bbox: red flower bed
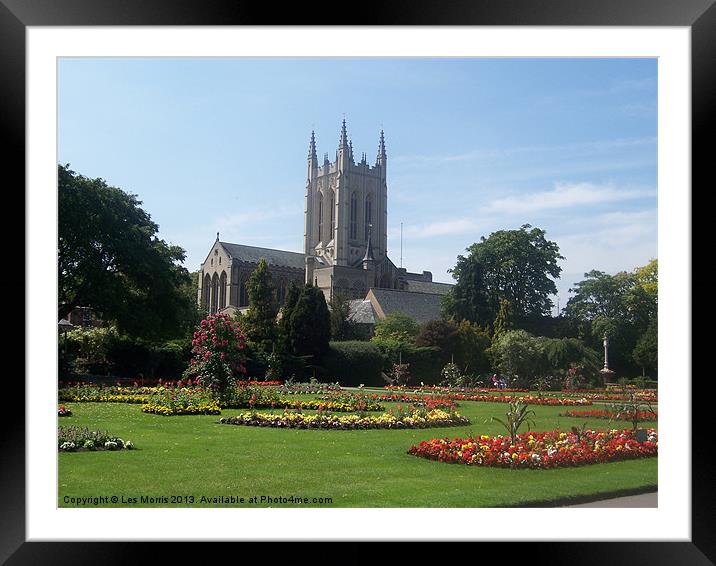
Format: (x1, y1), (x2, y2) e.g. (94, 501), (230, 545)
(560, 409), (658, 421)
(408, 428), (658, 469)
(447, 394), (592, 406)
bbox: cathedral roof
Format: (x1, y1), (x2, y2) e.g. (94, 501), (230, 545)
(219, 242), (305, 270)
(367, 288), (445, 325)
(402, 280), (453, 296)
(347, 299), (377, 325)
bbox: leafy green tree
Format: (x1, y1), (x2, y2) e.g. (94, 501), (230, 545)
(371, 311), (420, 347)
(328, 291), (359, 341)
(58, 164), (194, 339)
(241, 258), (278, 351)
(278, 281), (301, 347)
(492, 297), (514, 339)
(489, 329), (546, 387)
(415, 319), (459, 360)
(285, 285), (331, 361)
(564, 261), (657, 375)
(633, 317), (658, 377)
(454, 320), (492, 375)
(540, 336), (600, 380)
(444, 224), (563, 326)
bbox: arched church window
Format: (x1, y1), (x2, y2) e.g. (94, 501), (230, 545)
(330, 191), (335, 238)
(219, 271), (227, 309)
(211, 273), (219, 313)
(318, 195), (324, 242)
(239, 274), (249, 307)
(203, 273), (211, 311)
(364, 195), (373, 240)
(350, 192), (357, 240)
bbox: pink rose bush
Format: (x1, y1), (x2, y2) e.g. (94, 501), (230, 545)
(183, 313), (247, 402)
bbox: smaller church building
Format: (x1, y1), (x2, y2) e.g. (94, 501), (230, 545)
(197, 121), (452, 329)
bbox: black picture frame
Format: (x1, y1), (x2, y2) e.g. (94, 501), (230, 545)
(4, 0), (707, 562)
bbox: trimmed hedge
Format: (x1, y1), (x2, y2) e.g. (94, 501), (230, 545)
(322, 341), (385, 387)
(400, 346), (443, 385)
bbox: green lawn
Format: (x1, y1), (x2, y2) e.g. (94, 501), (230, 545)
(58, 399), (657, 508)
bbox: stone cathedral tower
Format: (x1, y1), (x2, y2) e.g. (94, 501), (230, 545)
(304, 121), (401, 300)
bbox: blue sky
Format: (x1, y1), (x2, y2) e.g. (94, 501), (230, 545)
(58, 58), (657, 310)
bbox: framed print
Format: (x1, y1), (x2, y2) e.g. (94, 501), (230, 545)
(4, 0), (709, 562)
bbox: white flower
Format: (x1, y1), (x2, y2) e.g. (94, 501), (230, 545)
(104, 441), (118, 450)
(60, 441), (76, 451)
(124, 441), (134, 450)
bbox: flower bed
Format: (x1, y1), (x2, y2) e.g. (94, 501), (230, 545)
(58, 405), (72, 417)
(385, 385), (529, 394)
(407, 428), (657, 469)
(219, 408), (469, 430)
(58, 426), (134, 452)
(279, 383), (343, 395)
(322, 392), (457, 410)
(555, 392), (658, 402)
(447, 394), (592, 406)
(142, 401), (221, 415)
(560, 409), (658, 421)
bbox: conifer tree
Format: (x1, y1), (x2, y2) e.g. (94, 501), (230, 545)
(242, 259), (278, 351)
(286, 284), (331, 360)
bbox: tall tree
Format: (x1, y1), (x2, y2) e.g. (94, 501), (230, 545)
(328, 290), (357, 341)
(564, 260), (657, 375)
(241, 258), (279, 351)
(444, 224), (563, 326)
(285, 284), (331, 361)
(58, 164), (193, 339)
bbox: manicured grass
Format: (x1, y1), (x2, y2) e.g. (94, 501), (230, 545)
(58, 399), (657, 508)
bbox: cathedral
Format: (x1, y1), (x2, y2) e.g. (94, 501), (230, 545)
(197, 121), (451, 325)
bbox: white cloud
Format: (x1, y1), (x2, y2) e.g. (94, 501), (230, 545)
(484, 182), (654, 215)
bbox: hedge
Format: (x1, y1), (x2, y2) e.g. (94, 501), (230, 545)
(395, 346), (443, 385)
(321, 341), (385, 387)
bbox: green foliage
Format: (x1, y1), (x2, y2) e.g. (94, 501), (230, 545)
(278, 281), (301, 348)
(322, 341), (385, 387)
(389, 362), (411, 386)
(454, 320), (492, 375)
(608, 388), (658, 431)
(328, 291), (362, 341)
(371, 311), (420, 353)
(490, 399), (537, 440)
(284, 284), (331, 362)
(493, 297), (514, 339)
(633, 317), (658, 376)
(440, 362), (464, 387)
(241, 259), (279, 351)
(58, 164), (195, 340)
(564, 260), (657, 376)
(61, 325), (192, 380)
(444, 225), (563, 325)
(183, 313), (247, 402)
(489, 330), (546, 387)
(64, 325), (119, 375)
(415, 319), (459, 361)
(541, 337), (600, 378)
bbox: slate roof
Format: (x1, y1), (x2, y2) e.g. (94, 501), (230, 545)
(369, 288), (445, 325)
(219, 242), (305, 270)
(403, 280), (453, 295)
(347, 299), (377, 325)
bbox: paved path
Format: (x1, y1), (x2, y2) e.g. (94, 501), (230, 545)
(564, 491), (657, 507)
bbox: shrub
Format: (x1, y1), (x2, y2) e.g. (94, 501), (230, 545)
(183, 313), (247, 402)
(322, 341), (384, 387)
